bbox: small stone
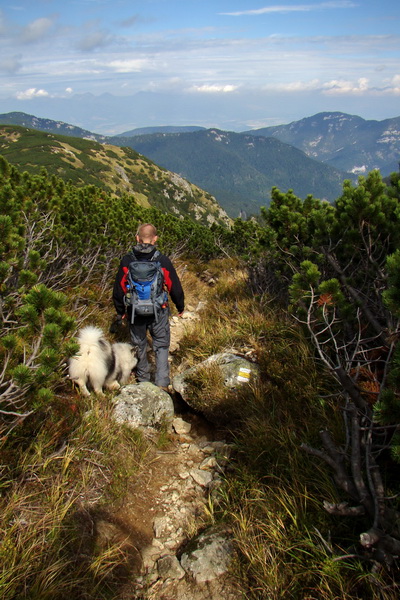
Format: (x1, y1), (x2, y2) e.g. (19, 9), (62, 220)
(190, 468), (213, 487)
(200, 456), (218, 470)
(153, 516), (172, 538)
(157, 555), (186, 580)
(141, 546), (159, 570)
(172, 417), (192, 435)
(165, 539), (180, 549)
(181, 311), (194, 320)
(188, 443), (202, 455)
(201, 445), (216, 455)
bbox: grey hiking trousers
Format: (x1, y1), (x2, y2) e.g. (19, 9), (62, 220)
(130, 308), (171, 387)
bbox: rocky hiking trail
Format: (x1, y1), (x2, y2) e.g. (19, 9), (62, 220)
(104, 295), (243, 600)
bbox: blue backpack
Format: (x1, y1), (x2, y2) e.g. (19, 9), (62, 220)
(125, 251), (168, 323)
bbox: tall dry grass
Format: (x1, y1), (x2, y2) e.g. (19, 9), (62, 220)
(175, 258), (399, 600)
(0, 392), (151, 599)
(2, 258), (398, 599)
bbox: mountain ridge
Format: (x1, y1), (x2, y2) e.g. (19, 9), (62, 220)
(244, 111), (400, 176)
(0, 123), (230, 227)
(1, 110), (399, 217)
(116, 125), (206, 137)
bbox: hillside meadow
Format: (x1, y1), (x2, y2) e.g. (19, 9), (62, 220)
(1, 156), (400, 598)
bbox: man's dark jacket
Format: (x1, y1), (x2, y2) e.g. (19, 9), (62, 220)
(112, 243), (184, 317)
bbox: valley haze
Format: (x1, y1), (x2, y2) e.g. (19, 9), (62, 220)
(0, 1), (399, 135)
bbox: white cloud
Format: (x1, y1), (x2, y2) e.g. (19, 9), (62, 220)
(322, 77), (369, 95)
(378, 75), (400, 96)
(389, 74), (400, 93)
(16, 88), (50, 100)
(189, 84), (238, 93)
(65, 87), (73, 94)
(220, 1), (357, 17)
(260, 76), (400, 97)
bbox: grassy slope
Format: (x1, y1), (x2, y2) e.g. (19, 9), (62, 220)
(0, 125), (230, 227)
(1, 259), (392, 599)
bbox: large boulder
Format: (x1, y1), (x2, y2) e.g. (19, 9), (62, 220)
(172, 353), (259, 423)
(113, 382), (174, 429)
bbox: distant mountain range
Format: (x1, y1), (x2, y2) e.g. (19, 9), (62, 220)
(0, 111), (107, 142)
(0, 123), (230, 227)
(1, 111), (399, 217)
(116, 125), (206, 137)
(244, 112), (400, 176)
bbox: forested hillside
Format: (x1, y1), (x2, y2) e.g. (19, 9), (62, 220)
(111, 128), (347, 216)
(2, 155), (400, 598)
(0, 125), (230, 228)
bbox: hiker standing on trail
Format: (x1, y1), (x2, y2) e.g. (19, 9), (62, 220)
(112, 223), (184, 390)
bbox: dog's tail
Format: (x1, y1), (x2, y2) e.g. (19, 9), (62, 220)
(77, 326), (105, 345)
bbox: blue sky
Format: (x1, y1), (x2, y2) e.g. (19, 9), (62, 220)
(0, 0), (399, 134)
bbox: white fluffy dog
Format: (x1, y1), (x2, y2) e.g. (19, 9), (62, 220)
(68, 326), (137, 396)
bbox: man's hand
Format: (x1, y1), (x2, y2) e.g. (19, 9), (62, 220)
(109, 314), (124, 333)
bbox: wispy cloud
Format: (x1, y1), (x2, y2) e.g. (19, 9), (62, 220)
(107, 58), (152, 73)
(21, 17), (54, 43)
(119, 15), (140, 28)
(220, 1), (358, 17)
(188, 84), (238, 93)
(77, 30), (112, 51)
(0, 56), (21, 75)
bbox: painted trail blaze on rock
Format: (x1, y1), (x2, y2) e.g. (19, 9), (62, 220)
(173, 352), (259, 398)
(237, 367), (251, 382)
(171, 353), (259, 424)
